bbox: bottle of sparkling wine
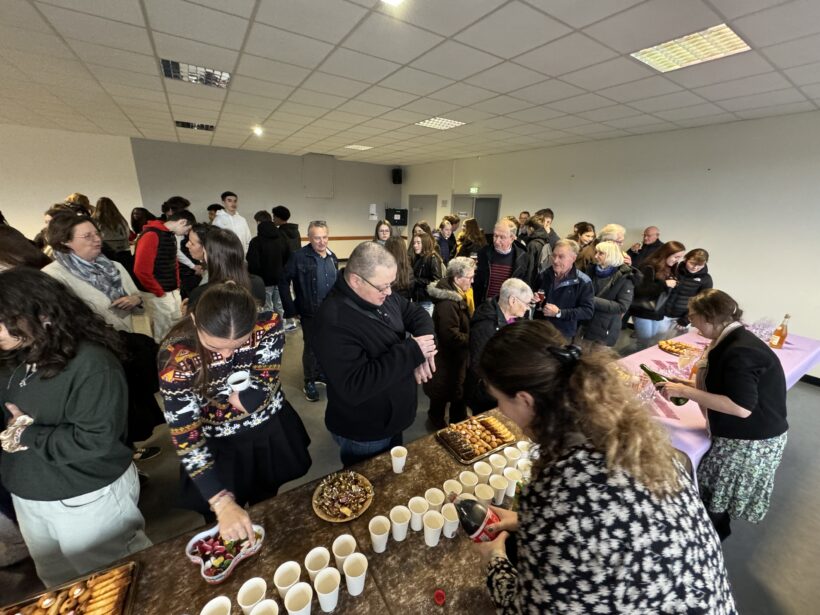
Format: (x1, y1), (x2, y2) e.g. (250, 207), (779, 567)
(639, 364), (688, 406)
(769, 314), (790, 349)
(452, 495), (500, 543)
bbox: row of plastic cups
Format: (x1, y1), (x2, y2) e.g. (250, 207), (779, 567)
(453, 465), (522, 502)
(390, 440), (530, 476)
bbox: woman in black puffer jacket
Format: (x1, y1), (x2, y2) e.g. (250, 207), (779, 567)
(664, 248), (713, 328)
(581, 241), (635, 346)
(410, 233), (442, 316)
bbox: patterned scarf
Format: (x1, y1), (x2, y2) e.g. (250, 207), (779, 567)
(53, 250), (126, 302)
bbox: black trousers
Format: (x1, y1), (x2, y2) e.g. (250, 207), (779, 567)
(300, 315), (321, 382)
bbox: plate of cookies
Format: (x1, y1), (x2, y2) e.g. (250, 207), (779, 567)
(1, 561), (138, 615)
(658, 339), (701, 356)
(436, 415), (517, 464)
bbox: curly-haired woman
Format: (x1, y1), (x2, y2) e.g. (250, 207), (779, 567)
(473, 320), (737, 614)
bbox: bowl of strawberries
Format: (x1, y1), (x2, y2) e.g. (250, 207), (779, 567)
(185, 524), (265, 584)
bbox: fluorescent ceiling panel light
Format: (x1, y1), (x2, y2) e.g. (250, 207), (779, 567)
(381, 0), (405, 6)
(344, 144), (373, 150)
(175, 121), (215, 131)
(415, 117), (466, 130)
(161, 59), (231, 88)
(631, 24), (750, 73)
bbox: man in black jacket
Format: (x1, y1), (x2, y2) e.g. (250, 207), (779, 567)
(473, 219), (528, 306)
(247, 211), (290, 318)
(272, 205), (302, 253)
(313, 242), (436, 467)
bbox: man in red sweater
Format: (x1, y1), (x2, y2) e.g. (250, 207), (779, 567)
(134, 210), (193, 342)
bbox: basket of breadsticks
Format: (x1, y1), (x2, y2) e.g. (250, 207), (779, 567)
(1, 561), (137, 615)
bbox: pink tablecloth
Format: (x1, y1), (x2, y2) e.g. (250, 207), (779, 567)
(618, 330), (820, 472)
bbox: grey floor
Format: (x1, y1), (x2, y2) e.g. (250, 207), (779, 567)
(2, 326), (819, 614)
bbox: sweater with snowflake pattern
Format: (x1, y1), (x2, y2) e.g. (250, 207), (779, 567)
(487, 443), (737, 614)
(158, 312), (285, 501)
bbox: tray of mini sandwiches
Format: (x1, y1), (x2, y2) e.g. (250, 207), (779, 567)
(2, 562), (137, 615)
(436, 416), (516, 465)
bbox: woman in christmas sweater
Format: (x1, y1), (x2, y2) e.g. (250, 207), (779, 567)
(159, 282), (311, 543)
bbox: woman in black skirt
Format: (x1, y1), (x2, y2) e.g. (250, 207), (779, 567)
(159, 283), (311, 543)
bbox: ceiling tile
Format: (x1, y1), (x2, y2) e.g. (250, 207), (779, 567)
(68, 40), (157, 75)
(784, 62), (820, 86)
(378, 67), (454, 95)
(655, 102), (725, 121)
(665, 51), (774, 89)
(465, 62), (547, 93)
(300, 72), (369, 97)
(411, 41), (500, 80)
(479, 116), (526, 129)
(539, 114), (592, 129)
(379, 109), (431, 123)
(0, 25), (73, 57)
(186, 0), (256, 18)
(171, 106), (218, 122)
(37, 0), (146, 26)
(693, 72), (791, 101)
(511, 79), (584, 104)
(548, 93), (612, 113)
(230, 75), (294, 99)
(708, 0), (792, 19)
(506, 106), (565, 122)
(734, 101), (815, 119)
(1, 0), (53, 32)
(598, 76), (682, 103)
(88, 65), (162, 89)
(471, 95), (532, 114)
(356, 86), (418, 108)
(144, 0), (247, 48)
(225, 91), (282, 111)
(429, 83), (496, 106)
(103, 83), (166, 102)
(734, 0), (820, 47)
(578, 104), (641, 121)
(630, 91), (707, 112)
(605, 113), (670, 128)
(289, 88), (348, 109)
(401, 98), (460, 116)
(448, 107), (493, 122)
(320, 48), (400, 83)
(277, 101), (328, 118)
(761, 33), (820, 69)
(718, 88), (807, 111)
(582, 0), (721, 54)
(336, 99), (392, 117)
(524, 0), (644, 29)
(514, 33), (618, 77)
(562, 57), (653, 90)
(344, 12), (443, 64)
(379, 0), (505, 36)
(245, 23), (333, 68)
(675, 112), (738, 128)
(168, 93), (223, 110)
(256, 0), (367, 43)
(154, 34), (238, 71)
(37, 4), (152, 54)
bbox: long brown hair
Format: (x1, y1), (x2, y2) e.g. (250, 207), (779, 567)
(0, 227), (51, 270)
(479, 320), (681, 496)
(644, 240), (686, 280)
(93, 197), (129, 235)
(204, 227), (253, 292)
(459, 218), (486, 248)
(384, 236), (411, 291)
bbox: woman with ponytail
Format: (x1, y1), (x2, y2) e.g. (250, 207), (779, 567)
(158, 283), (311, 543)
(473, 320), (736, 614)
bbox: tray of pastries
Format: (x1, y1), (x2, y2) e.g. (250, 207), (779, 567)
(436, 416), (516, 464)
(312, 471), (374, 523)
(2, 561), (138, 615)
(658, 339), (701, 356)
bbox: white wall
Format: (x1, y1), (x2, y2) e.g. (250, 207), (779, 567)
(0, 124), (143, 238)
(402, 111), (820, 359)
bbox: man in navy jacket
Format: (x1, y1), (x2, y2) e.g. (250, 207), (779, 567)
(536, 239), (594, 340)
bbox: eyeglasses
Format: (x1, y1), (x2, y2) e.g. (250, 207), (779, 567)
(74, 230), (101, 241)
(357, 274), (395, 294)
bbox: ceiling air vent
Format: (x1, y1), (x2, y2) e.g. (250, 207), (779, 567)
(161, 59), (230, 88)
(175, 121), (215, 131)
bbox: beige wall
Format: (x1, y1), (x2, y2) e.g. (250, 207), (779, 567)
(402, 111), (820, 366)
(0, 124), (143, 238)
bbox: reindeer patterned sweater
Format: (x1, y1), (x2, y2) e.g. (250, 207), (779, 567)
(158, 312), (284, 501)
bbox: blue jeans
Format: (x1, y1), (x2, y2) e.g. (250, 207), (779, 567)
(331, 432), (403, 468)
(633, 317), (673, 349)
(264, 285), (284, 317)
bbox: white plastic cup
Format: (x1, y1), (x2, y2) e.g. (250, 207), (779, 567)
(313, 567), (341, 614)
(458, 470), (478, 494)
(441, 503), (459, 539)
(517, 459), (533, 480)
(473, 461), (492, 483)
(368, 515), (390, 554)
(227, 370), (251, 391)
(474, 483), (494, 508)
(200, 596), (231, 615)
(424, 487), (445, 513)
(516, 440), (531, 456)
(331, 534), (357, 572)
(488, 453), (507, 475)
(422, 510), (444, 547)
(503, 467), (522, 498)
(390, 446), (408, 473)
(408, 496), (429, 531)
(284, 582), (313, 615)
(389, 505), (411, 542)
(273, 561), (301, 601)
(304, 546), (330, 582)
(250, 600), (279, 615)
(489, 474), (509, 506)
(442, 479), (463, 498)
(342, 552), (368, 597)
(238, 577), (267, 615)
(504, 446), (522, 467)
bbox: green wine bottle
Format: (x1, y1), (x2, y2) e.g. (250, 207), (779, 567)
(639, 363), (688, 406)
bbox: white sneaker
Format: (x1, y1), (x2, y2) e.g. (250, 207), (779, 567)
(283, 318), (298, 332)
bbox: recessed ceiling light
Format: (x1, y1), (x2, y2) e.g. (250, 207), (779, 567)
(175, 121), (215, 131)
(161, 59), (231, 88)
(631, 24), (750, 73)
(252, 126), (264, 136)
(344, 144), (373, 150)
(381, 0), (405, 6)
(415, 117), (466, 130)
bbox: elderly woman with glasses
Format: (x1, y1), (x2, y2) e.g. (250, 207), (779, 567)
(423, 257), (477, 429)
(580, 240), (636, 347)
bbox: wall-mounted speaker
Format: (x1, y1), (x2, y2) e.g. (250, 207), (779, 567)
(391, 168), (403, 184)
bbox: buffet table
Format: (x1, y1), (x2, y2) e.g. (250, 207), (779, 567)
(125, 411), (523, 615)
(618, 330), (820, 472)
